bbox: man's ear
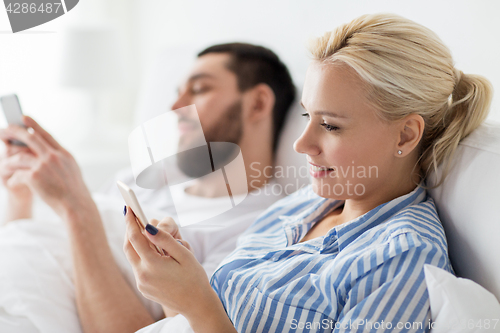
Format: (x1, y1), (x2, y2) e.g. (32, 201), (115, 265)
(243, 83), (275, 123)
(395, 114), (425, 157)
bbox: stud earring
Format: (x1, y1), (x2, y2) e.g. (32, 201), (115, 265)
(397, 150), (402, 155)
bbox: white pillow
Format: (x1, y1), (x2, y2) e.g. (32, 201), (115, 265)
(424, 264), (500, 333)
(273, 92), (310, 194)
(427, 121), (500, 299)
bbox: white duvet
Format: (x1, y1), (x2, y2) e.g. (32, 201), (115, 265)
(0, 192), (169, 333)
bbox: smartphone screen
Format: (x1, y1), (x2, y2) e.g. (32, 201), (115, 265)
(0, 94), (27, 146)
(1, 94), (24, 126)
(117, 180), (164, 255)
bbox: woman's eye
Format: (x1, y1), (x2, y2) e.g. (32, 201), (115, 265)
(320, 122), (340, 132)
(301, 113), (310, 120)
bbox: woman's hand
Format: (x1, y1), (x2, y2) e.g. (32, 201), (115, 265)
(123, 210), (236, 333)
(148, 217), (192, 252)
(145, 217), (192, 318)
(123, 210), (209, 314)
(0, 116), (93, 218)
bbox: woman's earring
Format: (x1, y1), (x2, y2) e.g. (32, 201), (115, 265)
(397, 150), (402, 155)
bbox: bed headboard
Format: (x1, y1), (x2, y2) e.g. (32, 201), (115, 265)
(427, 121), (500, 300)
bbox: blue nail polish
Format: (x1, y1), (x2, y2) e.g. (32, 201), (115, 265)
(146, 224), (158, 235)
(123, 206), (127, 215)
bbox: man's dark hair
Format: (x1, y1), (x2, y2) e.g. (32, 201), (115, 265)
(198, 43), (296, 154)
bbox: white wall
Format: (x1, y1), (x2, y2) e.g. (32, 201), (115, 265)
(0, 0), (138, 190)
(0, 0), (499, 190)
(135, 0), (500, 122)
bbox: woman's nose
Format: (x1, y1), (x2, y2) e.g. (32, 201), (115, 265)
(293, 124), (320, 156)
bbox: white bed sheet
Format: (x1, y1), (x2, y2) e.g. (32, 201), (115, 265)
(135, 315), (194, 333)
(0, 191), (163, 333)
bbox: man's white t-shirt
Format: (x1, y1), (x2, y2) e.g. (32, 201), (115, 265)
(0, 168), (284, 333)
(103, 168), (285, 278)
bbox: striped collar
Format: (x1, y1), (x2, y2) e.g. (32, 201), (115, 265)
(281, 182), (427, 253)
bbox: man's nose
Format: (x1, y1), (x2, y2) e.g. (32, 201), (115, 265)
(171, 91), (191, 112)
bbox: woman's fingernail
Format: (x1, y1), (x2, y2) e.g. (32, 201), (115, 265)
(145, 224), (158, 235)
(123, 206), (127, 215)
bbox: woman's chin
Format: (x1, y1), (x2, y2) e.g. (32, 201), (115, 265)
(310, 178), (367, 199)
(311, 179), (341, 199)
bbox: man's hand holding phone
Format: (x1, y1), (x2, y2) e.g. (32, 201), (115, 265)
(0, 101), (37, 221)
(0, 114), (94, 220)
(0, 130), (35, 195)
(0, 94), (34, 210)
(0, 127), (36, 221)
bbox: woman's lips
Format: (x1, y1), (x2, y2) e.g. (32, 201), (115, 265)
(309, 163), (335, 178)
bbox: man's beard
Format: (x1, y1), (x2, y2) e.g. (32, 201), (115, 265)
(176, 99), (243, 178)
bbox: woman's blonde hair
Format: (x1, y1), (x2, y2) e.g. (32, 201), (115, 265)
(309, 13), (493, 189)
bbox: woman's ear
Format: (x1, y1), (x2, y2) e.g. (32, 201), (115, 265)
(396, 114), (425, 157)
(243, 83), (275, 123)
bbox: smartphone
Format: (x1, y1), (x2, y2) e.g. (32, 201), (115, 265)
(0, 94), (27, 146)
(117, 180), (163, 254)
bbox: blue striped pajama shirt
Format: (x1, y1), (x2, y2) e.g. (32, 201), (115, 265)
(210, 182), (453, 332)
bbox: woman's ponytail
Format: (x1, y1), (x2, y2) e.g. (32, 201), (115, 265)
(419, 71), (493, 188)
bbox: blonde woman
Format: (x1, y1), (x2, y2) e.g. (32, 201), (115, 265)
(125, 13), (492, 332)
